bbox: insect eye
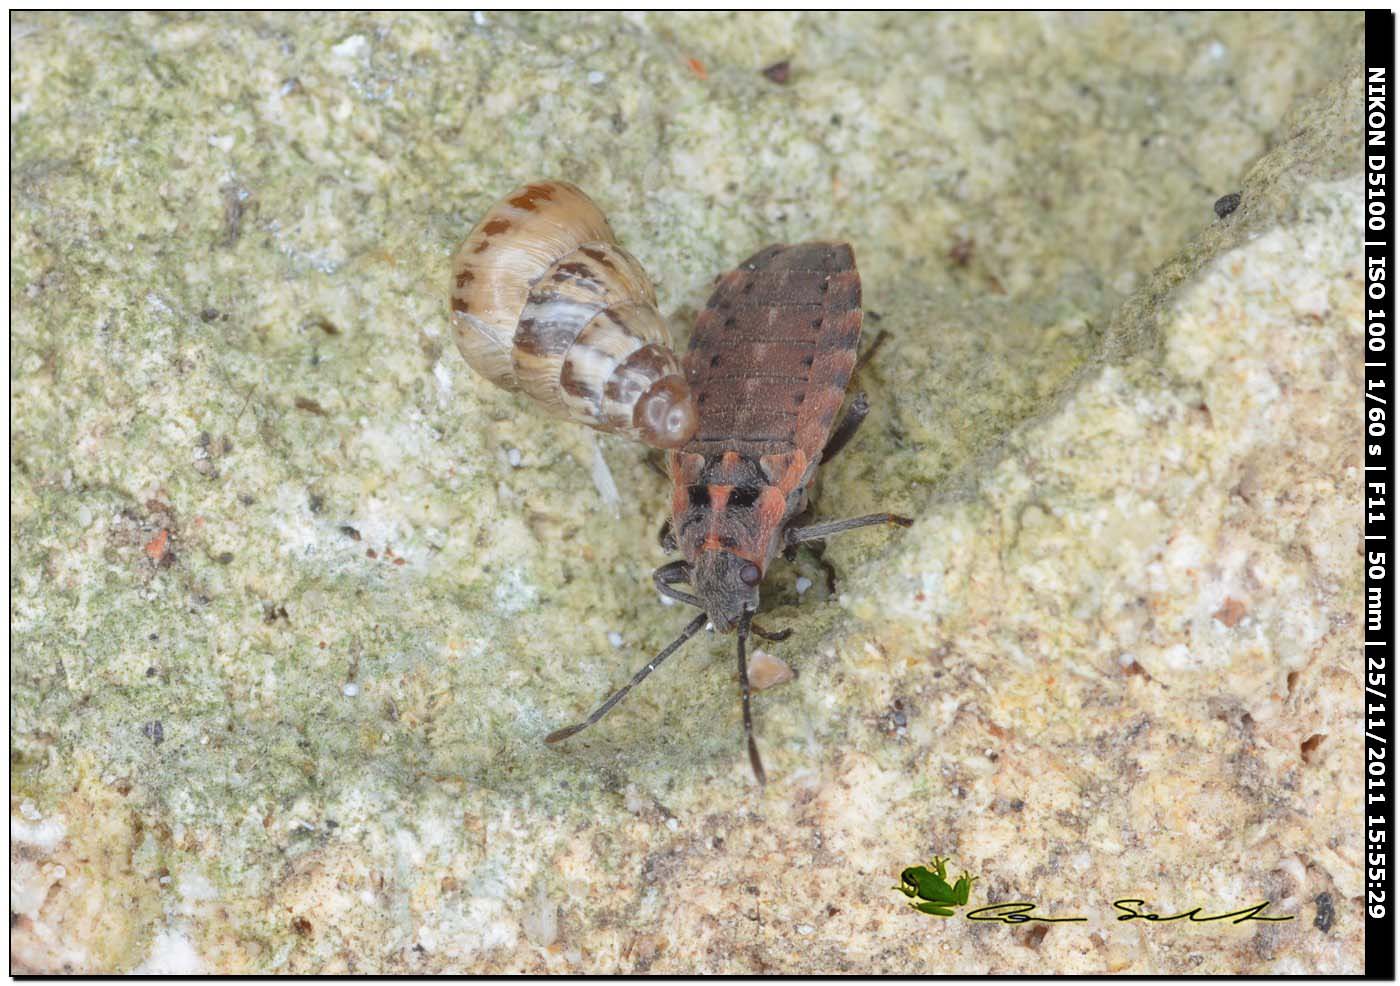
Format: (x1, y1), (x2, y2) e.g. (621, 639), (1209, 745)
(739, 563), (762, 587)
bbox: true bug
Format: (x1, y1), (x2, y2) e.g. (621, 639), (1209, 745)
(544, 241), (911, 784)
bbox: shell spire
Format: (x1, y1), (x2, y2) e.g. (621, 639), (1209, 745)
(449, 180), (698, 449)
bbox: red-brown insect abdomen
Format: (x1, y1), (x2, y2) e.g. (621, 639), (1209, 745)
(683, 242), (862, 461)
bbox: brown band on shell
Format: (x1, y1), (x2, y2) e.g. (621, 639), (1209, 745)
(615, 341), (674, 385)
(507, 182), (558, 211)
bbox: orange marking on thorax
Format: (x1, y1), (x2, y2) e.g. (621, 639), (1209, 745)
(703, 484), (734, 547)
(755, 488), (786, 532)
(773, 450), (809, 496)
(669, 451), (704, 524)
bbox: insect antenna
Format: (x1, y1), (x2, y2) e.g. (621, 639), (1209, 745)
(544, 611), (708, 746)
(748, 622), (791, 642)
(738, 612), (766, 786)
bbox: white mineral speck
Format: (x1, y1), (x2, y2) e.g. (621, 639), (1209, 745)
(608, 631), (624, 648)
(507, 447), (522, 468)
(666, 817), (679, 831)
(795, 576), (813, 595)
(433, 361), (453, 394)
(342, 682), (359, 697)
(12, 816), (66, 851)
(588, 435), (621, 516)
(331, 34), (368, 59)
(797, 923), (814, 935)
(523, 891), (559, 947)
(132, 928), (204, 975)
(207, 134), (234, 152)
(587, 70), (606, 85)
(19, 800), (40, 820)
(658, 593), (676, 607)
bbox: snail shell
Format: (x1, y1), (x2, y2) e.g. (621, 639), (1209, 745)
(449, 180), (698, 449)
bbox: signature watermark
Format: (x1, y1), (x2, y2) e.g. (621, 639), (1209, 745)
(895, 857), (1294, 926)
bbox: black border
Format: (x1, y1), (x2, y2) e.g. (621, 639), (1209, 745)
(1365, 8), (1396, 982)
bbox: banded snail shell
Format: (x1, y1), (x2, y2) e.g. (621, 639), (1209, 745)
(449, 180), (699, 449)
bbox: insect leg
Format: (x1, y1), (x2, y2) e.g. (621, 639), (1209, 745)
(737, 614), (766, 786)
(785, 513), (913, 546)
(782, 503), (816, 562)
(657, 519), (678, 553)
(854, 328), (891, 374)
(653, 560), (702, 608)
(544, 611), (709, 745)
(643, 449), (670, 479)
(821, 392), (871, 463)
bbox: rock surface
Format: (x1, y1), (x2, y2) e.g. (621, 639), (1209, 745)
(11, 11), (1363, 974)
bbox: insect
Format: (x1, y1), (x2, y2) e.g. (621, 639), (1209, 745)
(542, 238), (911, 784)
(449, 180), (698, 449)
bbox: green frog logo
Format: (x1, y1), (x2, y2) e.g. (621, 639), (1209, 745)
(893, 855), (978, 916)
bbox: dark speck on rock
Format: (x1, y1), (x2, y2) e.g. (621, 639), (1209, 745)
(217, 551), (234, 564)
(340, 526), (362, 541)
(1314, 892), (1334, 932)
(1010, 799), (1024, 812)
(308, 492), (324, 513)
(143, 720), (164, 745)
(761, 60), (790, 84)
(1214, 192), (1241, 218)
(199, 308), (221, 322)
(146, 666), (158, 677)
